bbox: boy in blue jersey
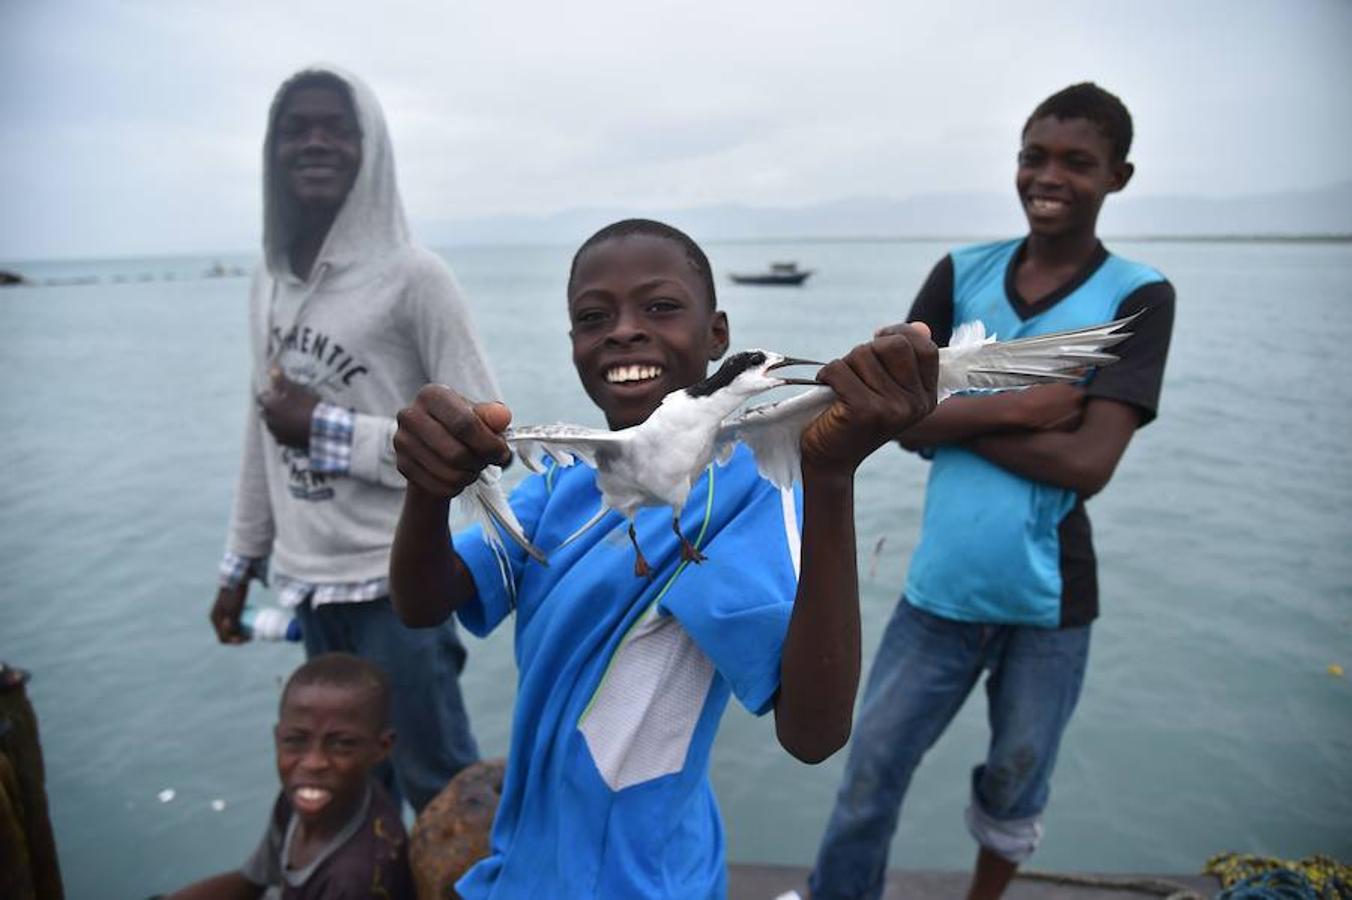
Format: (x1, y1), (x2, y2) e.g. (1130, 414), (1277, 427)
(807, 84), (1176, 900)
(387, 218), (939, 898)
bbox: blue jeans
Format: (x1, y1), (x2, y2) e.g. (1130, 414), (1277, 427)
(808, 598), (1090, 900)
(295, 597), (480, 813)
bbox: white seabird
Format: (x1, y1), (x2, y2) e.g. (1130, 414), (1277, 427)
(462, 315), (1136, 579)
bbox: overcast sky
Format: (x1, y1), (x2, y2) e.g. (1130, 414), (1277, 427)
(3, 0), (1349, 259)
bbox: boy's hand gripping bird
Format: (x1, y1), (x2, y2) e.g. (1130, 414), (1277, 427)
(397, 316), (1134, 581)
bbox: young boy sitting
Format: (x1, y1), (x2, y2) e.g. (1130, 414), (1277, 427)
(389, 218), (939, 898)
(168, 653), (413, 900)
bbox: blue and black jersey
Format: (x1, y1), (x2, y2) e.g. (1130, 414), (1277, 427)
(905, 238), (1175, 628)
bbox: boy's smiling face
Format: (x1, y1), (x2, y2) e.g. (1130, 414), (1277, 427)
(569, 234), (729, 430)
(274, 682), (392, 832)
(273, 84), (363, 212)
(1017, 115), (1132, 239)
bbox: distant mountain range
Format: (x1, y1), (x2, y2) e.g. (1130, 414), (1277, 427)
(422, 181), (1352, 246)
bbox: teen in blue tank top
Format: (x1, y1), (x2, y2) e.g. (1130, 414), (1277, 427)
(809, 84), (1175, 900)
(388, 219), (940, 899)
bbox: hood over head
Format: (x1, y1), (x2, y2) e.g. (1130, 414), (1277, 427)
(262, 64), (410, 278)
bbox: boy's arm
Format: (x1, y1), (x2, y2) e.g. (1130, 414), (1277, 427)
(966, 397), (1140, 496)
(896, 384), (1086, 449)
(964, 283), (1175, 496)
(164, 872), (263, 900)
(212, 397), (276, 644)
(390, 485), (474, 627)
(389, 386), (514, 627)
(225, 397), (277, 557)
(774, 325), (939, 763)
(255, 377), (406, 489)
(907, 257), (955, 347)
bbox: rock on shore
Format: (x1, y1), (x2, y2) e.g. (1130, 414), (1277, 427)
(410, 757), (505, 900)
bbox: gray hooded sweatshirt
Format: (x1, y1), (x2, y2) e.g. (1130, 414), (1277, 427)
(226, 65), (499, 588)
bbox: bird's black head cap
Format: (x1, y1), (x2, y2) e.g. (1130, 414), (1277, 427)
(685, 351), (767, 398)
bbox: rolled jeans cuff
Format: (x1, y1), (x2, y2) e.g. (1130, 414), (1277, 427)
(965, 792), (1043, 863)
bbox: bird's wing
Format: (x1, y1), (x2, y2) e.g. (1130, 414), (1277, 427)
(715, 386), (835, 490)
(503, 423), (625, 473)
(937, 314), (1137, 400)
(457, 466), (548, 601)
(713, 314), (1137, 489)
(500, 423), (633, 552)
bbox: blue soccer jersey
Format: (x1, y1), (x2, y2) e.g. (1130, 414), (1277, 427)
(453, 444), (803, 898)
(905, 238), (1172, 627)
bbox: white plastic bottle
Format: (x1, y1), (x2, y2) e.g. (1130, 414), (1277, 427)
(239, 606), (302, 642)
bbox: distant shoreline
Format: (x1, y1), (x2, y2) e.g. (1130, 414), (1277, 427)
(431, 232), (1352, 250)
(697, 233), (1352, 247)
(425, 233), (1352, 251)
(1097, 233), (1352, 244)
(4, 234), (1350, 270)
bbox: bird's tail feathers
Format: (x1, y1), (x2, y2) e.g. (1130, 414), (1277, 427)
(460, 468), (548, 567)
(938, 314), (1137, 399)
(556, 502), (614, 550)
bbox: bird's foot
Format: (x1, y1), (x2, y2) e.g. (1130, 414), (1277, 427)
(628, 523), (653, 578)
(679, 539), (706, 564)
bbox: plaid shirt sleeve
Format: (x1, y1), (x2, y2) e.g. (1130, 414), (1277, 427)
(309, 402), (355, 475)
(219, 553), (269, 589)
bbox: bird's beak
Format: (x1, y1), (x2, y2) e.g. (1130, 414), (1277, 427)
(768, 356), (823, 386)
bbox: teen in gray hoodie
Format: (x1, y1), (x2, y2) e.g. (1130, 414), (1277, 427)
(209, 65), (498, 812)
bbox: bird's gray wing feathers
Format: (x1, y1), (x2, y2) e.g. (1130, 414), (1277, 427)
(716, 386), (835, 490)
(462, 467), (548, 564)
(503, 423), (624, 473)
(457, 466), (548, 601)
(557, 502), (614, 549)
(453, 423), (624, 575)
(501, 423), (628, 549)
(710, 315), (1137, 489)
(938, 314), (1137, 400)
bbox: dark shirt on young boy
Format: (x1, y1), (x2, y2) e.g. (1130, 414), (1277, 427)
(240, 783), (413, 900)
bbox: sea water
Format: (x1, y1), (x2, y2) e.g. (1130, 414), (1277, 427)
(1, 239), (1349, 896)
